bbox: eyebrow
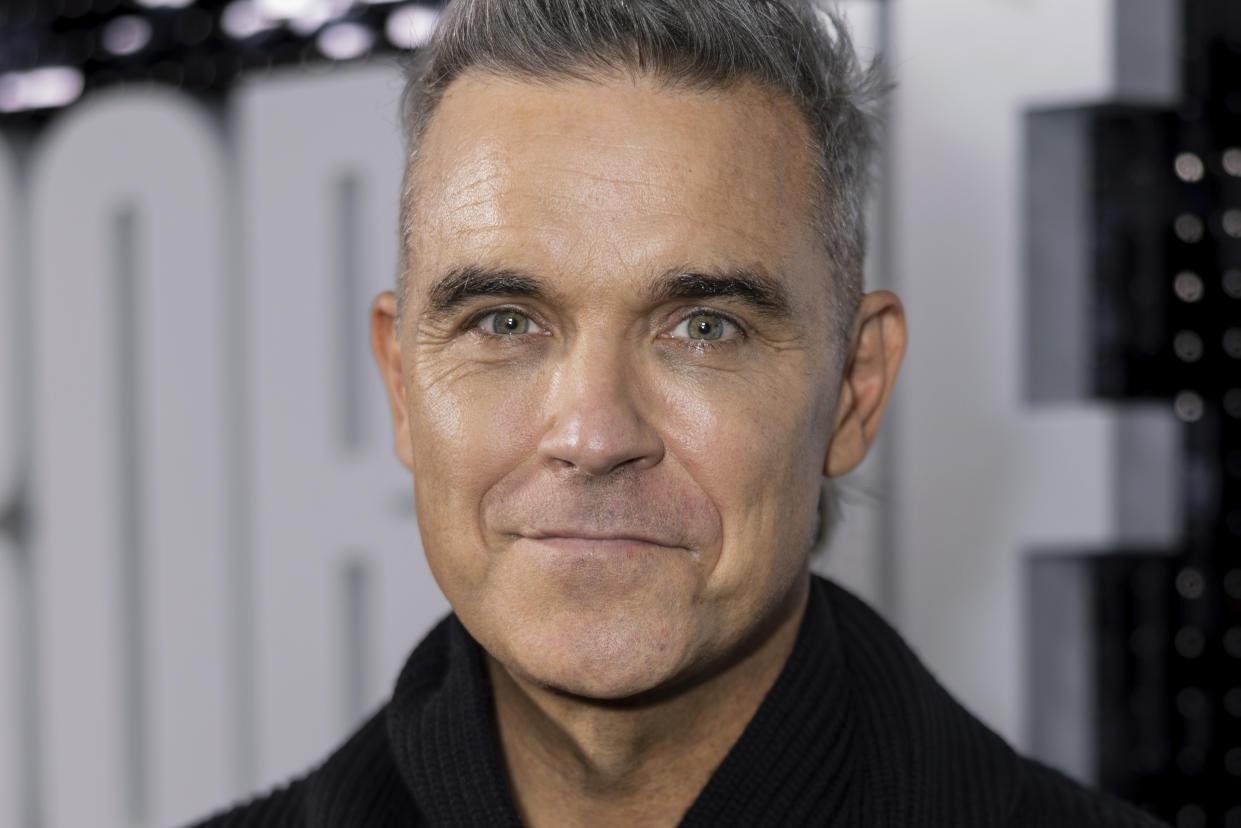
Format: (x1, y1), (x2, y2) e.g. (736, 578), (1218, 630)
(421, 263), (793, 321)
(649, 267), (792, 319)
(423, 265), (547, 318)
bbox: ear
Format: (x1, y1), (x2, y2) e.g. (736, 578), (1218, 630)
(371, 291), (415, 472)
(823, 290), (907, 478)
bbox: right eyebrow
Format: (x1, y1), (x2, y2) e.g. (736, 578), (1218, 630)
(422, 265), (548, 319)
(646, 266), (793, 320)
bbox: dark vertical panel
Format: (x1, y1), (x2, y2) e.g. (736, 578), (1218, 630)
(8, 487), (39, 828)
(4, 129), (43, 828)
(341, 557), (370, 727)
(1023, 0), (1241, 822)
(335, 173), (364, 453)
(1027, 554), (1097, 786)
(1024, 108), (1092, 403)
(223, 122), (256, 790)
(113, 204), (147, 826)
(335, 171), (372, 728)
(1114, 0), (1179, 104)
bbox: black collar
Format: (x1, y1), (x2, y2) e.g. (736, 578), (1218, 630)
(386, 576), (876, 827)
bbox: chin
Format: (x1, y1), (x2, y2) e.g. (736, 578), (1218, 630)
(500, 609), (700, 701)
(456, 538), (712, 700)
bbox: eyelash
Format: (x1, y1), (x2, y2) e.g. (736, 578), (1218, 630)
(461, 306), (747, 349)
(666, 307), (747, 350)
(463, 307), (547, 338)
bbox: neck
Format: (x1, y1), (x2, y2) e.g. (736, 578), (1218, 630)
(487, 575), (810, 828)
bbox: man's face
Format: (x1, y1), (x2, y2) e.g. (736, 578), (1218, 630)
(387, 72), (848, 699)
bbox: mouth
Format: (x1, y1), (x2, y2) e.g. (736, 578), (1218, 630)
(519, 531), (685, 552)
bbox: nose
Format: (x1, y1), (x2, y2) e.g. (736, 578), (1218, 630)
(537, 340), (665, 477)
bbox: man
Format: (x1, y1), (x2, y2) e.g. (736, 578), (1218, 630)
(193, 1), (1168, 825)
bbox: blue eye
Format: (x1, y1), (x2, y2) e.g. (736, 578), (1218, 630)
(479, 311), (542, 336)
(671, 313), (736, 342)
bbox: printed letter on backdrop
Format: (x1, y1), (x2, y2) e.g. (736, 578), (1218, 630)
(237, 66), (448, 790)
(31, 90), (236, 828)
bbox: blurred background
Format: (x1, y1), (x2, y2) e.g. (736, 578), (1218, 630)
(0, 0), (1237, 826)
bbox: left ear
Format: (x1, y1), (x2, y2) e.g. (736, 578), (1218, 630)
(823, 290), (907, 478)
(371, 290), (415, 473)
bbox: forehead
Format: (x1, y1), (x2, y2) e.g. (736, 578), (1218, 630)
(407, 71), (821, 289)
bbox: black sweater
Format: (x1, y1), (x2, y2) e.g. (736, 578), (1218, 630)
(189, 576), (1169, 827)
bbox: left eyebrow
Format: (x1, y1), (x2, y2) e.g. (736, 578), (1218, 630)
(647, 266), (793, 319)
(422, 264), (548, 319)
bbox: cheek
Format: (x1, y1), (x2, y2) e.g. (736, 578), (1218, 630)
(409, 355), (544, 465)
(406, 359), (545, 566)
(656, 367), (822, 563)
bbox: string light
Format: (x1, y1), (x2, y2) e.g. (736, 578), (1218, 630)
(1175, 152), (1205, 182)
(252, 0), (351, 35)
(317, 22), (374, 60)
(222, 1), (279, 39)
(1173, 331), (1204, 363)
(1223, 208), (1241, 239)
(1174, 271), (1204, 302)
(1176, 568), (1205, 599)
(1224, 269), (1241, 300)
(1175, 213), (1205, 243)
(1174, 390), (1205, 423)
(1224, 147), (1241, 177)
(1224, 389), (1241, 420)
(102, 15), (153, 56)
(0, 67), (85, 113)
(386, 4), (440, 49)
(1223, 328), (1241, 360)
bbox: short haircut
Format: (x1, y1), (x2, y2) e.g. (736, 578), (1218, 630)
(395, 0), (887, 351)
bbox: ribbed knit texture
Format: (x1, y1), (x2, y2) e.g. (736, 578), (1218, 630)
(189, 576), (1169, 827)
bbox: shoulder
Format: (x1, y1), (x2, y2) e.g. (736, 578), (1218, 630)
(183, 705), (418, 828)
(1006, 758), (1170, 827)
(815, 577), (1168, 828)
(182, 616), (467, 828)
(184, 774), (310, 828)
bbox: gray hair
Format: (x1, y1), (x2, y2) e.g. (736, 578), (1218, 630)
(395, 0), (889, 551)
(396, 0), (887, 347)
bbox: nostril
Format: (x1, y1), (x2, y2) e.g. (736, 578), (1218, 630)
(538, 405), (665, 477)
(537, 356), (665, 476)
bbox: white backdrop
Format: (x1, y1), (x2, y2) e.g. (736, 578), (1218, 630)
(0, 1), (1182, 825)
(890, 0), (1180, 754)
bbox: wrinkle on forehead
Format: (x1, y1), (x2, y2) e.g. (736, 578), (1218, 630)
(405, 71), (820, 267)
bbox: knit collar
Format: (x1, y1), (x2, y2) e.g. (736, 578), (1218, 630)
(386, 576), (858, 827)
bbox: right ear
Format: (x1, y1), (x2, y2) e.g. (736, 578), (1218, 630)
(371, 291), (415, 472)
